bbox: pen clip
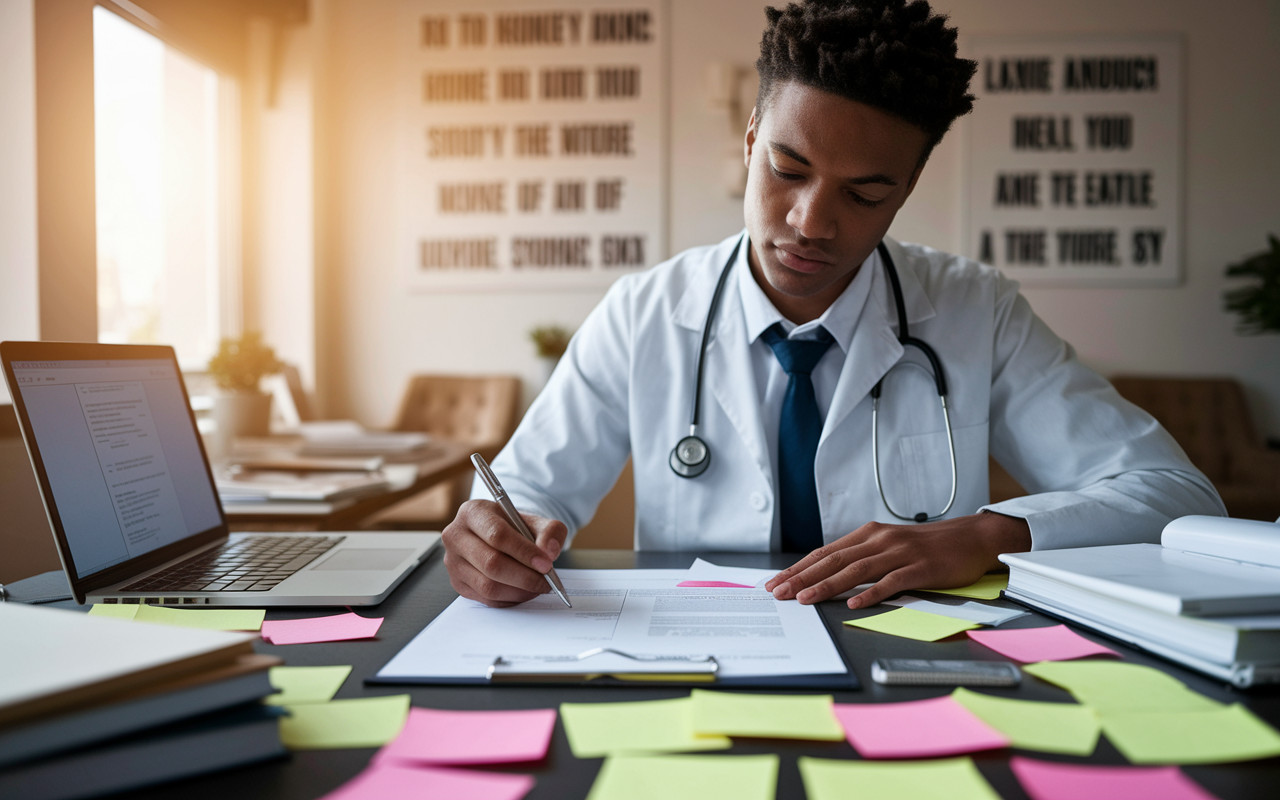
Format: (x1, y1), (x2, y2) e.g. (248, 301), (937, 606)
(471, 453), (504, 500)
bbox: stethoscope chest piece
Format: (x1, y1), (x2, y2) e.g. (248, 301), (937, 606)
(670, 434), (710, 478)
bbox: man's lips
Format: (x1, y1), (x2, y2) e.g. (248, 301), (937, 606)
(773, 243), (832, 274)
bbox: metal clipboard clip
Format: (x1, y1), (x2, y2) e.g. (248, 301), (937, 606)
(487, 647), (720, 683)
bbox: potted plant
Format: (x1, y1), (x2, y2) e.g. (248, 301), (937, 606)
(529, 324), (573, 389)
(207, 331), (283, 440)
(1224, 235), (1280, 335)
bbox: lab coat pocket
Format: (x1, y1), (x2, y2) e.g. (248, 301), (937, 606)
(893, 421), (988, 519)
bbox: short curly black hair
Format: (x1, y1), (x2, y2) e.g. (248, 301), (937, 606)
(756, 0), (977, 160)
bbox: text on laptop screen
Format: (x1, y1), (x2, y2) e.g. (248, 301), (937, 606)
(11, 359), (223, 578)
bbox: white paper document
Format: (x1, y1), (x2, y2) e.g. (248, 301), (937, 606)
(882, 595), (1028, 626)
(376, 568), (848, 681)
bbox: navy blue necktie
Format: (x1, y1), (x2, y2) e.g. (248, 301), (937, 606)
(760, 322), (834, 553)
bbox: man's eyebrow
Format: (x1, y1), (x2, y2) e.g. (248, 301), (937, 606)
(768, 141), (899, 187)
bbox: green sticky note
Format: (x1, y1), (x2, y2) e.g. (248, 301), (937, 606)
(586, 754), (779, 800)
(689, 689), (844, 741)
(561, 697), (731, 757)
(843, 607), (980, 642)
(1100, 704), (1280, 764)
(130, 604), (266, 631)
(799, 756), (1001, 800)
(922, 574), (1008, 600)
(88, 604), (140, 620)
(1024, 661), (1222, 714)
(951, 687), (1100, 756)
(265, 665), (353, 706)
(278, 694), (410, 750)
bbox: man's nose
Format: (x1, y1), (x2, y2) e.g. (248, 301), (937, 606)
(785, 184), (837, 240)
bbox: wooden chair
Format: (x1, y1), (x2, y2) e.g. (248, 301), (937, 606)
(1111, 376), (1280, 521)
(363, 375), (522, 530)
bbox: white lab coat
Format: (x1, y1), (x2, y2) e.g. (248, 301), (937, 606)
(481, 232), (1224, 552)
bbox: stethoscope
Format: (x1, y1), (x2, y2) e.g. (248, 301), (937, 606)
(668, 235), (958, 523)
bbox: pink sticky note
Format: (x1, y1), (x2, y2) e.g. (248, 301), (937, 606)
(260, 612), (383, 645)
(1010, 756), (1221, 800)
(967, 624), (1120, 663)
(320, 764), (534, 800)
(373, 707), (556, 766)
(833, 696), (1009, 758)
(676, 580), (755, 588)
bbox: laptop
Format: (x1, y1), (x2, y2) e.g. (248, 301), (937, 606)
(1, 341), (440, 607)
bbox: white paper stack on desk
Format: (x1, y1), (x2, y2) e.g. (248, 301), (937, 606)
(0, 604), (285, 800)
(1000, 515), (1280, 687)
(297, 420), (431, 457)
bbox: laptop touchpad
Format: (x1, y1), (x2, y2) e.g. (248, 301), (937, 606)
(312, 549), (415, 571)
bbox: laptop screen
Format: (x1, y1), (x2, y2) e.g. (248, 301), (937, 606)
(10, 357), (223, 579)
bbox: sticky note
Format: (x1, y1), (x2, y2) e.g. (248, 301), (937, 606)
(265, 665), (353, 705)
(1024, 661), (1223, 714)
(261, 612), (383, 645)
(921, 574), (1008, 600)
(883, 595), (1027, 626)
(585, 754), (779, 800)
(832, 696), (1008, 758)
(88, 604), (140, 620)
(843, 607), (980, 642)
(561, 697), (732, 757)
(798, 756), (1001, 800)
(279, 694), (410, 750)
(689, 689), (844, 741)
(968, 625), (1120, 663)
(88, 603), (265, 630)
(319, 764), (534, 800)
(1099, 703), (1280, 764)
(951, 688), (1100, 756)
(374, 707), (556, 765)
(1009, 757), (1221, 800)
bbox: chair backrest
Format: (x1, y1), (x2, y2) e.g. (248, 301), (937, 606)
(393, 375), (522, 446)
(1110, 376), (1257, 484)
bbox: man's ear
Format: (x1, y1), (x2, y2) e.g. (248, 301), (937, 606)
(744, 106), (760, 168)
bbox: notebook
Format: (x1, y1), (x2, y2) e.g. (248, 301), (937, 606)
(1, 341), (438, 607)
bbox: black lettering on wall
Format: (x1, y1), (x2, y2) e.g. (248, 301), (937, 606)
(1132, 229), (1164, 265)
(421, 238), (497, 269)
(994, 172), (1040, 207)
(1084, 171), (1153, 207)
(439, 182), (506, 214)
(554, 180), (586, 211)
(983, 58), (1052, 92)
(515, 124), (552, 157)
(978, 230), (994, 263)
(421, 16), (448, 48)
(1004, 230), (1047, 264)
(458, 14), (486, 46)
(602, 235), (645, 266)
(597, 66), (640, 99)
(1012, 116), (1073, 151)
(499, 69), (529, 101)
(591, 10), (651, 43)
(423, 70), (487, 103)
(542, 68), (586, 100)
(495, 12), (582, 46)
(511, 237), (591, 268)
(1056, 230), (1119, 264)
(1086, 115), (1133, 150)
(1063, 57), (1158, 91)
(517, 181), (544, 212)
(595, 178), (624, 210)
(561, 123), (633, 156)
(1050, 172), (1078, 207)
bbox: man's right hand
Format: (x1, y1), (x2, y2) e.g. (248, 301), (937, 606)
(441, 499), (568, 608)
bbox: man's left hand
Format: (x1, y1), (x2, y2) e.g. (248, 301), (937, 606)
(764, 512), (1032, 608)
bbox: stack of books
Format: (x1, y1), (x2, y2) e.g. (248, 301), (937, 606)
(0, 603), (286, 799)
(1001, 515), (1280, 687)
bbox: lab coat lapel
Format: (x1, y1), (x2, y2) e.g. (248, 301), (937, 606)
(820, 239), (935, 444)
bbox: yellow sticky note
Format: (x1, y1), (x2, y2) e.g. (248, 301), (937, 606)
(586, 754), (779, 800)
(922, 574), (1008, 600)
(1100, 704), (1280, 764)
(1024, 661), (1222, 714)
(130, 604), (266, 631)
(843, 607), (980, 642)
(278, 694), (410, 750)
(561, 697), (731, 758)
(952, 687), (1100, 756)
(689, 689), (844, 741)
(88, 604), (140, 620)
(799, 757), (1001, 800)
(265, 665), (353, 706)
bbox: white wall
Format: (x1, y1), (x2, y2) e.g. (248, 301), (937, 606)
(319, 0), (1280, 437)
(0, 0), (39, 404)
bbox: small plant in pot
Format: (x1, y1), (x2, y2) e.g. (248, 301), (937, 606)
(207, 331), (283, 440)
(529, 324), (573, 389)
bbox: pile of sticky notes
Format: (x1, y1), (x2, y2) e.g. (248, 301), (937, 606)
(261, 612), (384, 644)
(312, 706), (554, 800)
(88, 603), (265, 631)
(1025, 661), (1280, 764)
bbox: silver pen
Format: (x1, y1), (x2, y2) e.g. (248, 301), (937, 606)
(471, 454), (572, 608)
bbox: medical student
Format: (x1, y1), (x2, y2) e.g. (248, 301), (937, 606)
(442, 0), (1224, 609)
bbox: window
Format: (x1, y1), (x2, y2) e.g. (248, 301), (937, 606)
(93, 6), (240, 369)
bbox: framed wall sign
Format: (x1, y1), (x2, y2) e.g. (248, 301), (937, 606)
(399, 0), (668, 290)
(965, 35), (1183, 287)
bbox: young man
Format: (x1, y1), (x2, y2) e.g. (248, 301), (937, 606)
(442, 0), (1223, 608)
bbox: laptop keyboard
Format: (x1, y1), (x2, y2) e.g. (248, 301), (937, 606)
(121, 535), (345, 593)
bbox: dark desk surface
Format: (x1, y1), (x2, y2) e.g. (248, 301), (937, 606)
(119, 549), (1279, 800)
